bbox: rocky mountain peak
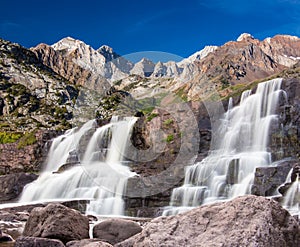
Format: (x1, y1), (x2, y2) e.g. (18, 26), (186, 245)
(237, 33), (255, 42)
(97, 45), (120, 62)
(130, 58), (155, 77)
(51, 36), (87, 51)
(177, 45), (218, 66)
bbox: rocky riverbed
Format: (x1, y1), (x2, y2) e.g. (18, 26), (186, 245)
(0, 195), (298, 247)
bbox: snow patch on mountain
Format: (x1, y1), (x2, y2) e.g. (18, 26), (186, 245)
(237, 33), (254, 42)
(177, 46), (218, 67)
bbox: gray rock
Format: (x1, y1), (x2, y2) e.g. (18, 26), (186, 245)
(0, 173), (38, 202)
(15, 236), (65, 247)
(23, 203), (89, 244)
(93, 219), (142, 245)
(66, 239), (112, 247)
(0, 229), (14, 242)
(117, 195), (300, 247)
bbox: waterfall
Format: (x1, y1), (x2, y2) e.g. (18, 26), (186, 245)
(19, 116), (137, 216)
(282, 170), (300, 217)
(163, 78), (285, 215)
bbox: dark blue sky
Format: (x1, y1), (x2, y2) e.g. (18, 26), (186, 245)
(1, 0), (300, 59)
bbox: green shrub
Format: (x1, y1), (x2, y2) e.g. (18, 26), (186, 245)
(147, 113), (158, 122)
(0, 132), (22, 144)
(165, 134), (174, 143)
(17, 131), (37, 149)
(163, 118), (174, 126)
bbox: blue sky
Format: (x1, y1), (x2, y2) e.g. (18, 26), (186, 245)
(1, 0), (300, 60)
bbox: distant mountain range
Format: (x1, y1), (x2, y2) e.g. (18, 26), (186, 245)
(31, 33), (300, 99)
(1, 33), (300, 131)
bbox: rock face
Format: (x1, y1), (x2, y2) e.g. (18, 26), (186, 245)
(15, 236), (65, 247)
(175, 34), (300, 100)
(92, 219), (142, 245)
(0, 130), (59, 174)
(124, 100), (211, 217)
(0, 229), (14, 242)
(32, 37), (133, 88)
(0, 173), (38, 202)
(0, 38), (79, 131)
(23, 203), (89, 244)
(130, 58), (155, 77)
(33, 39), (111, 91)
(117, 195), (300, 247)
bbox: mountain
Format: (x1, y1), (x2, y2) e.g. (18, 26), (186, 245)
(130, 58), (155, 77)
(2, 33), (300, 131)
(106, 33), (300, 100)
(170, 33), (300, 100)
(0, 38), (78, 131)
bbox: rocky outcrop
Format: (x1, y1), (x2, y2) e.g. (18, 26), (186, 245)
(0, 130), (59, 174)
(125, 101), (212, 217)
(0, 229), (14, 242)
(252, 161), (295, 196)
(32, 41), (112, 91)
(15, 237), (65, 247)
(117, 195), (300, 247)
(0, 173), (38, 202)
(23, 203), (89, 244)
(0, 38), (79, 131)
(92, 219), (142, 245)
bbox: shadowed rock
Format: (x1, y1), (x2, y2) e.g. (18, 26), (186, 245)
(93, 218), (142, 245)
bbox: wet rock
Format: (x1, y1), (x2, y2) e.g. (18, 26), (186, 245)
(23, 203), (89, 244)
(93, 218), (142, 245)
(15, 236), (65, 247)
(117, 195), (300, 247)
(252, 161), (295, 196)
(0, 173), (38, 202)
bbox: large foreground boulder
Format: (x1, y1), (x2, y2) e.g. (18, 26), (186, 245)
(93, 218), (142, 245)
(117, 195), (300, 247)
(23, 203), (89, 244)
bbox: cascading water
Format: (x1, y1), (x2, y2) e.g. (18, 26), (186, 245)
(163, 78), (286, 215)
(281, 169), (300, 217)
(19, 116), (137, 216)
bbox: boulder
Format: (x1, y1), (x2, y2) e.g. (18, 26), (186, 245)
(117, 195), (300, 247)
(15, 236), (65, 247)
(66, 239), (113, 247)
(93, 218), (142, 245)
(0, 229), (14, 242)
(23, 203), (89, 244)
(0, 173), (38, 202)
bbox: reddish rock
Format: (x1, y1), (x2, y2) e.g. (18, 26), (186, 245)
(15, 236), (65, 247)
(117, 195), (300, 247)
(0, 130), (59, 174)
(23, 203), (89, 244)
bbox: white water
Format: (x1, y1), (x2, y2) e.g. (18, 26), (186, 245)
(164, 78), (286, 215)
(19, 117), (137, 215)
(282, 171), (300, 217)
